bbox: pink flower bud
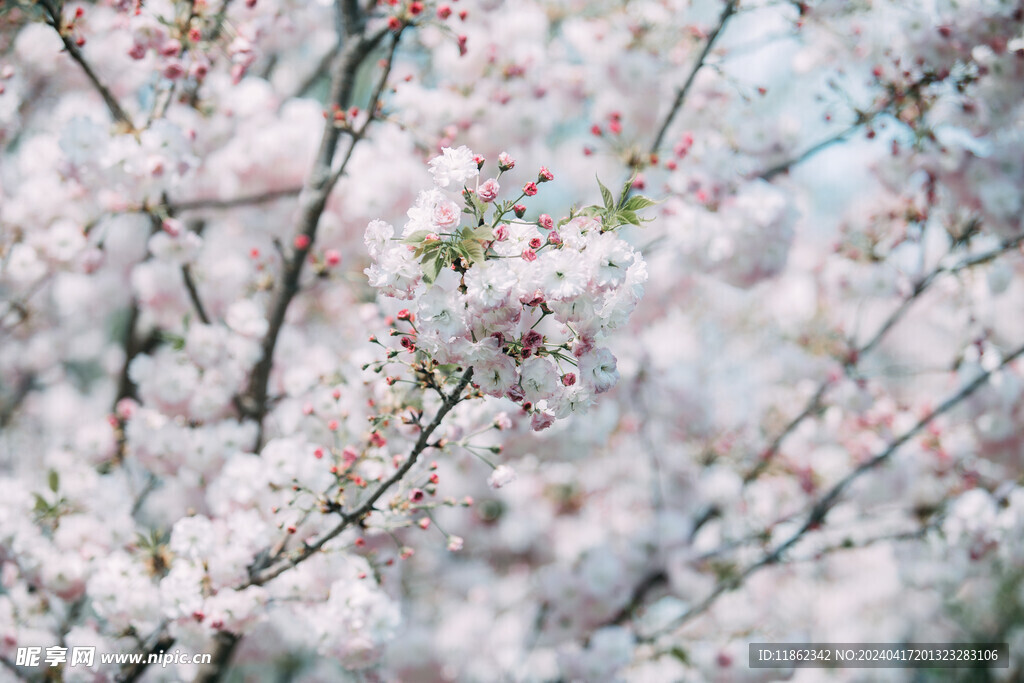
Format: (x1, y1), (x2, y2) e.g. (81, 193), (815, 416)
(161, 218), (183, 237)
(478, 178), (500, 202)
(498, 151), (515, 171)
(538, 214), (554, 230)
(523, 330), (543, 348)
(189, 60), (209, 80)
(530, 412), (555, 432)
(537, 167), (554, 182)
(493, 224), (509, 241)
(159, 38), (182, 57)
(523, 182), (538, 196)
(521, 248), (537, 261)
(163, 61), (186, 80)
(519, 290), (545, 306)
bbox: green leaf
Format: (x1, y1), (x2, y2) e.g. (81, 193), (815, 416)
(403, 230), (432, 244)
(460, 238), (485, 264)
(618, 210), (640, 226)
(33, 493), (49, 514)
(422, 255), (443, 284)
(160, 331), (186, 351)
(669, 647), (689, 664)
(470, 224), (494, 241)
(415, 240), (442, 258)
(618, 173), (637, 209)
(421, 255), (435, 284)
(48, 469), (59, 493)
(621, 195), (658, 212)
(597, 176), (614, 210)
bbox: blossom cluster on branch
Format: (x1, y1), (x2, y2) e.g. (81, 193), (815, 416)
(365, 146), (650, 430)
(2, 0), (1024, 681)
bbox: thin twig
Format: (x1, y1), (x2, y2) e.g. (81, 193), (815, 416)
(648, 0), (738, 155)
(172, 186), (303, 212)
(181, 265), (211, 325)
(0, 373), (33, 429)
(240, 25), (395, 438)
(39, 0), (134, 129)
(293, 43), (339, 99)
(757, 121), (862, 181)
(743, 233), (1024, 483)
(647, 339), (1024, 640)
(249, 368), (473, 586)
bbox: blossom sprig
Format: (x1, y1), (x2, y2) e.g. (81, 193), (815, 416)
(364, 146), (652, 430)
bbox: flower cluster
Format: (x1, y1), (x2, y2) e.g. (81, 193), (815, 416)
(365, 147), (650, 429)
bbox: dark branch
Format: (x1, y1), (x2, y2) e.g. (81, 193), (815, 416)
(743, 233), (1024, 483)
(181, 265), (211, 325)
(172, 187), (303, 212)
(249, 368), (473, 587)
(240, 26), (394, 437)
(648, 339), (1024, 639)
(648, 0), (738, 155)
(39, 0), (134, 129)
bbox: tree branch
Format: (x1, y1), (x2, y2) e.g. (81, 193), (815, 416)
(293, 43), (339, 99)
(240, 25), (394, 436)
(249, 367), (473, 587)
(757, 122), (861, 181)
(194, 631), (240, 683)
(648, 0), (738, 155)
(116, 630), (175, 683)
(182, 263), (211, 325)
(647, 339), (1024, 640)
(0, 373), (34, 429)
(172, 186), (303, 212)
(743, 233), (1024, 483)
(39, 0), (134, 130)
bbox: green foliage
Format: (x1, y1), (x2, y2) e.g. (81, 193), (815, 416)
(405, 223), (492, 283)
(581, 173), (659, 230)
